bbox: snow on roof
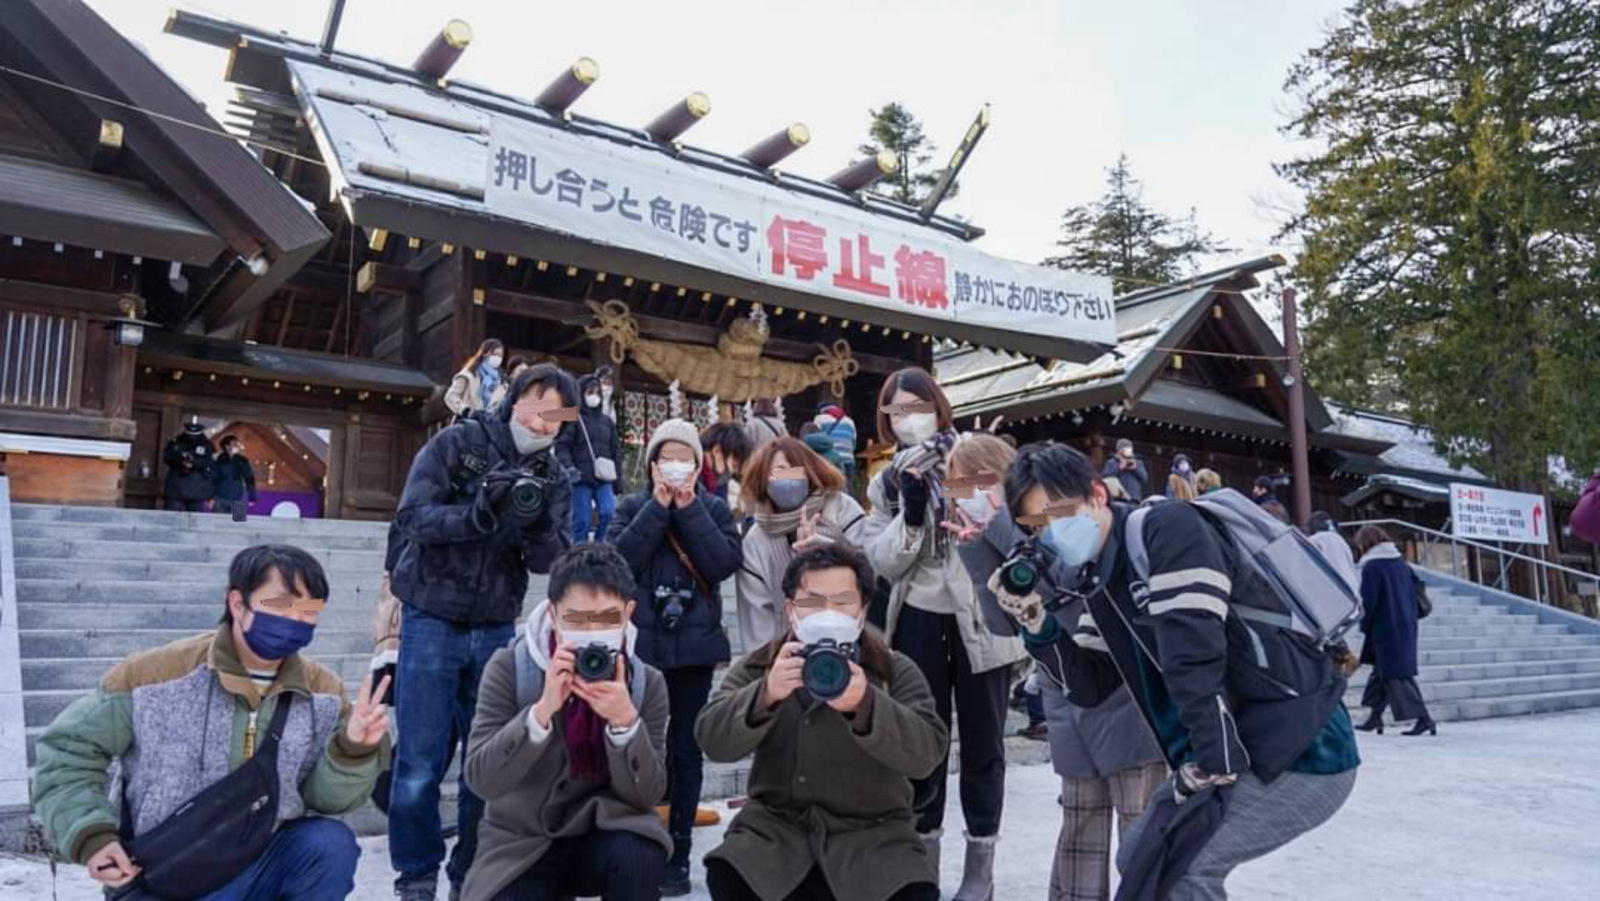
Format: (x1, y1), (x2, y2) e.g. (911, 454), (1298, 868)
(1327, 405), (1485, 480)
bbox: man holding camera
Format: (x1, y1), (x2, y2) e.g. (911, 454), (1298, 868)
(696, 543), (949, 901)
(162, 418), (216, 512)
(1100, 438), (1149, 503)
(461, 543), (670, 901)
(389, 364), (577, 901)
(605, 418), (742, 896)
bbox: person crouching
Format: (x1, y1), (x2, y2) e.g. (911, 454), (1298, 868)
(461, 543), (670, 901)
(697, 543), (950, 901)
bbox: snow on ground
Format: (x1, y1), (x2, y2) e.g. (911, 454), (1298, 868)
(5, 710), (1599, 900)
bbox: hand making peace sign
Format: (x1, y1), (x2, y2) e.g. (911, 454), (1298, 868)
(345, 671), (392, 747)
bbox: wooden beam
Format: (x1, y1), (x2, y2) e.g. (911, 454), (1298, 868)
(0, 279), (126, 316)
(324, 298), (347, 353)
(357, 261), (423, 294)
(274, 293), (297, 345)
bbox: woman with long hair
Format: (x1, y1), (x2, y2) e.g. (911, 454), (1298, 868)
(735, 436), (868, 650)
(1353, 525), (1436, 736)
(860, 368), (1026, 901)
(444, 338), (507, 419)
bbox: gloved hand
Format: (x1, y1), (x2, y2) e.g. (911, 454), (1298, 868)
(899, 470), (929, 528)
(987, 570), (1047, 634)
(1173, 761), (1238, 805)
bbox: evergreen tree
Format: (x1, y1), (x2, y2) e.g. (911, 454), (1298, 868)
(1278, 0), (1600, 487)
(859, 103), (952, 206)
(1044, 154), (1232, 294)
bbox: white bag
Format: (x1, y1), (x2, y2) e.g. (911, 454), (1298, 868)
(579, 416), (618, 483)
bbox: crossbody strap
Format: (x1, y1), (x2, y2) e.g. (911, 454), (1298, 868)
(665, 530), (713, 598)
(577, 414), (600, 462)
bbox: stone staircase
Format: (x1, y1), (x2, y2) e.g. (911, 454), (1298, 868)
(1346, 567), (1600, 722)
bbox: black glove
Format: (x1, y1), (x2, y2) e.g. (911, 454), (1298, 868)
(899, 470), (928, 528)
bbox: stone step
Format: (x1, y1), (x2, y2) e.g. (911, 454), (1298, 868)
(14, 559), (383, 583)
(16, 579), (390, 604)
(1416, 634), (1600, 652)
(1353, 687), (1600, 724)
(1348, 656), (1600, 688)
(1416, 623), (1570, 639)
(13, 504), (389, 535)
(1420, 645), (1600, 666)
(14, 521), (387, 550)
(1346, 670), (1600, 705)
(18, 628), (373, 660)
(16, 602), (375, 631)
(12, 538), (387, 569)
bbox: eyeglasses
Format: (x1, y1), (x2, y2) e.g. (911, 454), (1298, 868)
(793, 591), (862, 610)
(880, 401), (936, 415)
(255, 595), (326, 615)
(1015, 499), (1084, 528)
(512, 402), (580, 423)
(561, 610), (625, 627)
(945, 471), (999, 499)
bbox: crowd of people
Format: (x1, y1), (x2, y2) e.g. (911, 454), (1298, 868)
(39, 347), (1414, 901)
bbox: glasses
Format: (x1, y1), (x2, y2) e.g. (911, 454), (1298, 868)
(793, 591), (862, 610)
(1015, 499), (1084, 528)
(945, 471), (999, 499)
(512, 402), (580, 423)
(561, 610), (625, 627)
(880, 401), (936, 415)
(255, 595), (326, 615)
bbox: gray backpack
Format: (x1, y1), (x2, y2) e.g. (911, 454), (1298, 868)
(1124, 489), (1362, 649)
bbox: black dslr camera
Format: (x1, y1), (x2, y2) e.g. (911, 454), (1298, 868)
(653, 585), (694, 632)
(999, 540), (1078, 612)
(574, 643), (619, 682)
(800, 639), (859, 702)
(500, 468), (550, 521)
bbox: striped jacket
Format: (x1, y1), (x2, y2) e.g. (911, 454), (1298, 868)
(1025, 503), (1356, 783)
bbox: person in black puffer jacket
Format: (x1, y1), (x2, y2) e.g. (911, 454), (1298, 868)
(556, 373), (624, 544)
(162, 420), (215, 512)
(604, 417), (741, 898)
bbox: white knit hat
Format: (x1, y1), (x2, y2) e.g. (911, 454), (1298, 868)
(645, 418), (703, 470)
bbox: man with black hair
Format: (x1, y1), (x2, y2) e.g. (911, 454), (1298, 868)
(161, 418), (215, 512)
(699, 420), (754, 505)
(462, 542), (670, 901)
(993, 443), (1359, 900)
(211, 434), (258, 514)
(32, 545), (385, 900)
(389, 363), (577, 901)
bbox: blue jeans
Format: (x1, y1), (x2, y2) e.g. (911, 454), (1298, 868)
(571, 481), (617, 544)
(177, 817), (358, 901)
(390, 603), (515, 888)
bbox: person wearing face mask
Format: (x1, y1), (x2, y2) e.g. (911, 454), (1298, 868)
(944, 434), (1166, 901)
(388, 364), (576, 901)
(445, 338), (509, 421)
(605, 418), (743, 896)
(699, 421), (754, 507)
(32, 545), (386, 900)
(697, 543), (949, 901)
(1101, 439), (1150, 503)
(991, 443), (1359, 900)
(1167, 454), (1198, 501)
(557, 373), (625, 543)
(735, 437), (868, 650)
(461, 543), (671, 900)
(860, 369), (1026, 901)
(211, 434), (259, 515)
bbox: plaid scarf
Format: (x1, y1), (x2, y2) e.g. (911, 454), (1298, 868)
(887, 428), (958, 559)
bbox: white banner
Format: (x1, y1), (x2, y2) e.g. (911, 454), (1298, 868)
(1449, 483), (1549, 546)
(483, 115), (1115, 346)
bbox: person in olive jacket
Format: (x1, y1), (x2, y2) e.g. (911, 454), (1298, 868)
(462, 543), (670, 901)
(604, 417), (742, 896)
(697, 543), (949, 901)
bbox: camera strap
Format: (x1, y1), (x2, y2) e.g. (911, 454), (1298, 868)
(665, 531), (713, 598)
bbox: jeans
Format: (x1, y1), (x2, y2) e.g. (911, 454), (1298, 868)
(705, 860), (939, 901)
(572, 481), (618, 544)
(389, 603), (515, 888)
(663, 666), (716, 846)
(491, 830), (665, 900)
(120, 817), (359, 901)
(893, 605), (1010, 837)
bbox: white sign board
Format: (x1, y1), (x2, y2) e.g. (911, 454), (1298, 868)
(1449, 483), (1549, 546)
(483, 115), (1116, 346)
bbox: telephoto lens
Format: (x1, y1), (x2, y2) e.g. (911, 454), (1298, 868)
(574, 643), (618, 682)
(800, 640), (854, 701)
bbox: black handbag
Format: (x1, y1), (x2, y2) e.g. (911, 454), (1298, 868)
(115, 695), (295, 900)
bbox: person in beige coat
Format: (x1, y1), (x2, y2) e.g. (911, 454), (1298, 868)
(860, 368), (1027, 901)
(443, 339), (507, 420)
(698, 543), (949, 901)
(461, 544), (670, 901)
(735, 436), (868, 650)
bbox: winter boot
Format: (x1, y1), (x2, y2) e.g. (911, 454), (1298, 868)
(660, 830), (693, 897)
(919, 829), (944, 886)
(952, 832), (998, 901)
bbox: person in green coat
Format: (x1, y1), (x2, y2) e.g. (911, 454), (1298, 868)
(696, 543), (949, 901)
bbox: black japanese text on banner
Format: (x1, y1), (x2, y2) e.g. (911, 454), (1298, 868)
(483, 115), (1115, 346)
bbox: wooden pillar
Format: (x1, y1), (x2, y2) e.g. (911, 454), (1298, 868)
(449, 251), (483, 372)
(1087, 428), (1106, 470)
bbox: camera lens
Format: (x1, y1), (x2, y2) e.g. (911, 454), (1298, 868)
(509, 476), (545, 519)
(574, 644), (616, 682)
(802, 646), (852, 701)
(1001, 557), (1038, 595)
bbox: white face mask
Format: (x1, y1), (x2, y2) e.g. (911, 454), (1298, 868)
(486, 355), (504, 369)
(510, 418), (555, 455)
(585, 394), (601, 408)
(564, 627), (624, 652)
(892, 412), (937, 447)
(792, 609), (863, 646)
(955, 491), (997, 526)
(659, 460), (696, 487)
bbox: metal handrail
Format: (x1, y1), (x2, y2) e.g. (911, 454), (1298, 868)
(1339, 517), (1600, 607)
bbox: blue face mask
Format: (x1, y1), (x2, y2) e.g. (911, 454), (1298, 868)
(1038, 513), (1103, 570)
(768, 478), (810, 512)
(241, 610), (316, 661)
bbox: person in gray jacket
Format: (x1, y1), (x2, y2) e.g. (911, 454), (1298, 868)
(946, 433), (1167, 901)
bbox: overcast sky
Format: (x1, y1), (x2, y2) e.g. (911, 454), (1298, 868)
(87, 0), (1347, 272)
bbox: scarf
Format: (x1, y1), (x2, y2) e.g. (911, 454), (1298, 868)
(547, 632), (608, 782)
(887, 428), (958, 559)
(476, 360), (502, 409)
(753, 492), (831, 537)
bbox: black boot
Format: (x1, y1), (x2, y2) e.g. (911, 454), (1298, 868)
(1354, 711), (1384, 734)
(660, 831), (692, 897)
(1402, 717), (1437, 737)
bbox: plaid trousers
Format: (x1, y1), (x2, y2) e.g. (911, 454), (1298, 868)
(1050, 762), (1168, 901)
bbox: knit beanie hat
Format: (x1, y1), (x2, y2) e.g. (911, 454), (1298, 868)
(645, 418), (703, 470)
